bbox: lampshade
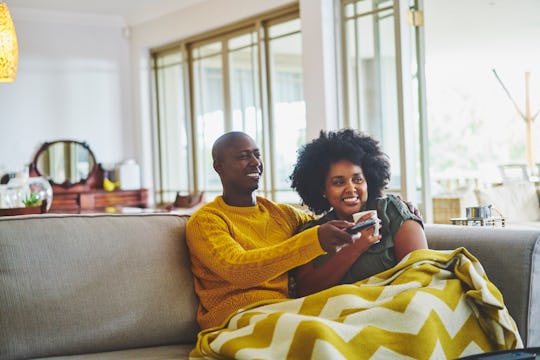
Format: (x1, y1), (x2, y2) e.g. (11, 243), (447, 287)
(0, 2), (18, 82)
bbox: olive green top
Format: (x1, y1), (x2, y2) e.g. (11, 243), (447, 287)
(297, 194), (423, 284)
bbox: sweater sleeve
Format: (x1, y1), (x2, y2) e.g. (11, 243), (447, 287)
(186, 206), (324, 288)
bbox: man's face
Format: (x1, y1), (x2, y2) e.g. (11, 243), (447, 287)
(214, 135), (263, 195)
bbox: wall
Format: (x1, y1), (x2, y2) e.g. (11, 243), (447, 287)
(0, 9), (132, 175)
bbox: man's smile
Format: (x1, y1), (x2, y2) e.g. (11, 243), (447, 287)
(246, 171), (261, 179)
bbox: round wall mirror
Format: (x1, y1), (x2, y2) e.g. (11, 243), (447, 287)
(31, 140), (97, 187)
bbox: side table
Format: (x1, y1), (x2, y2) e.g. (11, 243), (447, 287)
(449, 217), (506, 227)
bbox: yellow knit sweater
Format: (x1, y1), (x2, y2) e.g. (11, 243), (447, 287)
(186, 196), (323, 329)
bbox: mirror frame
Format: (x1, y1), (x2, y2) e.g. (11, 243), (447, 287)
(30, 140), (98, 189)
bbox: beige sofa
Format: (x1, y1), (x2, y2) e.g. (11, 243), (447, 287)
(1, 213), (539, 359)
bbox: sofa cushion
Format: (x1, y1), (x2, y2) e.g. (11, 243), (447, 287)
(0, 213), (199, 360)
(474, 181), (540, 223)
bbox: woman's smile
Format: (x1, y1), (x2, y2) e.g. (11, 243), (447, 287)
(342, 196), (360, 205)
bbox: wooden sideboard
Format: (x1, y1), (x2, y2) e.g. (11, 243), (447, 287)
(50, 188), (148, 212)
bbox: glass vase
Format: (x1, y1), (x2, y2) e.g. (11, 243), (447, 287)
(26, 176), (53, 211)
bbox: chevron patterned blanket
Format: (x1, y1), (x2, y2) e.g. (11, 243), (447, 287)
(190, 248), (522, 360)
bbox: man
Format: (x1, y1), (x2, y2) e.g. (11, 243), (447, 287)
(186, 131), (355, 330)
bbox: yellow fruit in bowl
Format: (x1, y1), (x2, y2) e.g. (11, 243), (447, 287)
(103, 178), (116, 192)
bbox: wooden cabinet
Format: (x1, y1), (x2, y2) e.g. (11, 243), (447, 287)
(51, 189), (148, 212)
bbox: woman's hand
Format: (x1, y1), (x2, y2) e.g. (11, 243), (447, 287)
(350, 210), (381, 247)
(353, 223), (382, 249)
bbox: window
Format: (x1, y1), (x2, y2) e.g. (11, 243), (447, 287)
(342, 0), (401, 189)
(151, 5), (305, 204)
(192, 40), (230, 198)
(153, 49), (191, 203)
(341, 0), (429, 215)
(267, 17), (304, 203)
(424, 0), (540, 190)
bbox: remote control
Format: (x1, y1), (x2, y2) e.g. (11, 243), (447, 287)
(345, 218), (377, 234)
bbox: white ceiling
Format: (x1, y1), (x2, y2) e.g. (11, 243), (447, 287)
(5, 0), (207, 25)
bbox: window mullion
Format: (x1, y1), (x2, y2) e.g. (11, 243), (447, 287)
(222, 39), (233, 131)
(185, 44), (197, 193)
(257, 21), (274, 199)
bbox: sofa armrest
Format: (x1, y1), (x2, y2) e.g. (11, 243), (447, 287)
(425, 224), (540, 347)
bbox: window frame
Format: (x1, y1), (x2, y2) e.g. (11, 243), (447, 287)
(150, 4), (304, 205)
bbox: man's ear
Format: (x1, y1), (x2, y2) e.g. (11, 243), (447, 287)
(213, 160), (222, 175)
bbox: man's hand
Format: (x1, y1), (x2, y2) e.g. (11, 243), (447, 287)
(317, 220), (355, 253)
(397, 194), (423, 221)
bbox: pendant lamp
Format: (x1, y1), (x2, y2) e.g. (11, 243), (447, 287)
(0, 2), (18, 82)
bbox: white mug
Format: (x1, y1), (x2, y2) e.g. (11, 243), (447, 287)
(352, 210), (379, 236)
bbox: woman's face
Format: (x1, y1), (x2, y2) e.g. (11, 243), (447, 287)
(323, 160), (368, 221)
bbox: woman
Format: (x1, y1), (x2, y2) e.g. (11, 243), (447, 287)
(290, 128), (428, 297)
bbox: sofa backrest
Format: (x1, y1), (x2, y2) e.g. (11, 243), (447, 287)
(0, 213), (199, 360)
(425, 224), (540, 347)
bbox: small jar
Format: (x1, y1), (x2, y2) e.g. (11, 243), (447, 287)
(26, 176), (53, 211)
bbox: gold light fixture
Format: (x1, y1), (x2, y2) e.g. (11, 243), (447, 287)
(0, 2), (18, 82)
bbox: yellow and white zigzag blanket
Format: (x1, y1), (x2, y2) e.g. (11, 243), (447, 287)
(190, 248), (523, 360)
